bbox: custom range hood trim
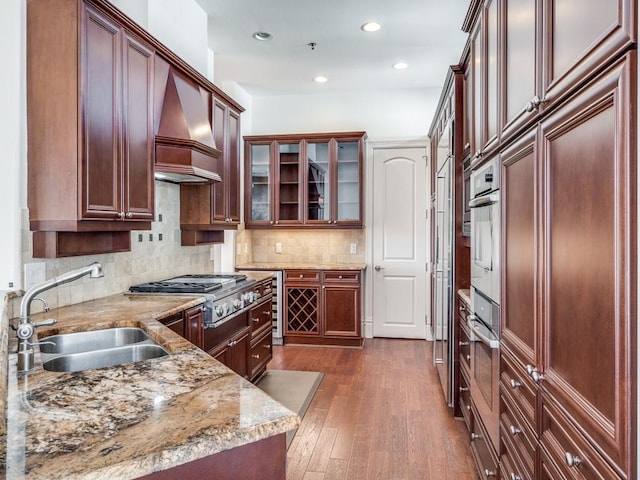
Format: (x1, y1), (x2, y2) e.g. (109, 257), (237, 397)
(154, 64), (222, 184)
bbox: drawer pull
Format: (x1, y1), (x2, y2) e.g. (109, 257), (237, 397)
(459, 341), (469, 347)
(509, 425), (521, 436)
(510, 474), (522, 480)
(470, 432), (482, 441)
(459, 304), (466, 311)
(253, 318), (260, 323)
(227, 340), (237, 347)
(525, 364), (545, 382)
(263, 344), (271, 349)
(459, 386), (469, 392)
(299, 274), (304, 278)
(466, 355), (471, 361)
(565, 452), (581, 468)
(263, 311), (271, 315)
(484, 470), (496, 478)
(252, 354), (260, 359)
(338, 275), (343, 279)
(510, 379), (522, 389)
(466, 405), (471, 411)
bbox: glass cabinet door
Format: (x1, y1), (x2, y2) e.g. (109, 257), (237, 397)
(249, 143), (271, 222)
(277, 142), (302, 223)
(336, 141), (360, 222)
(306, 142), (330, 222)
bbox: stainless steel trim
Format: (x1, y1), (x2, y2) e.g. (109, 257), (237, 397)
(467, 316), (499, 349)
(469, 194), (499, 208)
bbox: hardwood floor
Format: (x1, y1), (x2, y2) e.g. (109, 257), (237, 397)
(268, 338), (478, 480)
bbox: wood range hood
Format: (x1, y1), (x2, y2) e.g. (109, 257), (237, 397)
(155, 65), (221, 183)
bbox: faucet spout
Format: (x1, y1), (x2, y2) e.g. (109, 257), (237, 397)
(17, 262), (104, 372)
(20, 262), (104, 321)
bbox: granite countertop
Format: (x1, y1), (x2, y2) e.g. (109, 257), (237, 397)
(236, 262), (367, 271)
(3, 294), (299, 479)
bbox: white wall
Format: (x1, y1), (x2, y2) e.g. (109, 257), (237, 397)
(0, 0), (25, 291)
(252, 87), (440, 140)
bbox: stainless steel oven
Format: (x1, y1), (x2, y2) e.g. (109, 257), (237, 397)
(468, 156), (501, 453)
(469, 157), (500, 304)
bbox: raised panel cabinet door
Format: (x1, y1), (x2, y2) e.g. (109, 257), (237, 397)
(484, 0), (499, 151)
(541, 54), (634, 476)
(227, 109), (241, 223)
(81, 5), (121, 220)
(322, 284), (360, 337)
(212, 99), (227, 223)
(184, 305), (204, 349)
(543, 0), (635, 104)
(502, 0), (539, 141)
(122, 32), (154, 220)
(501, 129), (538, 366)
(469, 16), (484, 161)
(228, 328), (250, 378)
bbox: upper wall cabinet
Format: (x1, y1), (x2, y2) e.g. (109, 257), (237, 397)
(244, 132), (366, 229)
(179, 93), (243, 246)
(464, 0), (636, 156)
(27, 0), (155, 258)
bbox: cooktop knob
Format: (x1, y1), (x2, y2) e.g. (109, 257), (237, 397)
(233, 299), (242, 309)
(215, 305), (224, 317)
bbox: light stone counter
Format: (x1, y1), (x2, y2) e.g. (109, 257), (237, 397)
(2, 294), (299, 479)
(236, 262), (366, 271)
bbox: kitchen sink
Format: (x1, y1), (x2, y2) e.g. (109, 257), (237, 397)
(38, 327), (169, 372)
(42, 344), (169, 372)
(39, 327), (154, 355)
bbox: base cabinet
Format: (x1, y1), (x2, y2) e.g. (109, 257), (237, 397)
(284, 269), (362, 347)
(159, 305), (204, 347)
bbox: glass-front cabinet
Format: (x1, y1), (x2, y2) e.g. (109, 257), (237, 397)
(244, 132), (366, 228)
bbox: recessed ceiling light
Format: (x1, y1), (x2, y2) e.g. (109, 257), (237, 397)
(253, 31), (272, 41)
(313, 76), (328, 83)
(393, 62), (408, 70)
(361, 22), (382, 32)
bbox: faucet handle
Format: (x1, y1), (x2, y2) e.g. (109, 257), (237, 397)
(33, 318), (57, 328)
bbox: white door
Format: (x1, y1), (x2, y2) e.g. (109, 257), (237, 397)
(372, 146), (428, 339)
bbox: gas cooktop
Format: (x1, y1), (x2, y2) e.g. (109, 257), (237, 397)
(129, 274), (247, 294)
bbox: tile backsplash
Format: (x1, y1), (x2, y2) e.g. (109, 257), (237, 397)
(235, 228), (366, 265)
(11, 181), (213, 319)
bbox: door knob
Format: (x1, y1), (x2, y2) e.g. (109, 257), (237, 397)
(374, 265), (384, 271)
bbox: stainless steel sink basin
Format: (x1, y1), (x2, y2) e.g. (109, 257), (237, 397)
(42, 344), (169, 372)
(38, 327), (169, 372)
(39, 327), (153, 355)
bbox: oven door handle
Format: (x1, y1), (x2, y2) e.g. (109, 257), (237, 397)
(469, 194), (499, 208)
(467, 315), (500, 349)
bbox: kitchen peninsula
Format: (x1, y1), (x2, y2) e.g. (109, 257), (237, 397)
(1, 294), (298, 479)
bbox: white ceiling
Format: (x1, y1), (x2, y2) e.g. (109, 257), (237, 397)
(195, 0), (470, 97)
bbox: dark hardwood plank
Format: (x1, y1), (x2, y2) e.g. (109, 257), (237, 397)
(272, 339), (478, 480)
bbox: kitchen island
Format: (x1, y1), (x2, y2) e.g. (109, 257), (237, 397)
(1, 294), (298, 479)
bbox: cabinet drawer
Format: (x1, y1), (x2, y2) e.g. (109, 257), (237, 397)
(500, 448), (531, 480)
(250, 298), (272, 337)
(284, 270), (320, 283)
(500, 385), (535, 477)
(249, 329), (272, 378)
(500, 348), (536, 427)
(459, 366), (472, 431)
(470, 401), (499, 479)
(540, 395), (624, 480)
(322, 270), (360, 283)
(459, 319), (471, 372)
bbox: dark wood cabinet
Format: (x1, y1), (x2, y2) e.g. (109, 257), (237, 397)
(205, 312), (251, 380)
(284, 269), (362, 346)
(179, 94), (243, 246)
(244, 132), (366, 229)
(499, 55), (635, 480)
(27, 0), (155, 258)
(159, 305), (204, 348)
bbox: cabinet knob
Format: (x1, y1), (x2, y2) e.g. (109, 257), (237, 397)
(509, 425), (521, 436)
(525, 364), (544, 382)
(125, 212), (133, 218)
(510, 474), (522, 480)
(564, 452), (581, 468)
(252, 354), (260, 359)
(470, 432), (482, 441)
(338, 275), (343, 279)
(270, 221), (274, 224)
(459, 304), (466, 311)
(525, 95), (546, 113)
(459, 341), (469, 347)
(263, 344), (271, 349)
(116, 211), (125, 220)
(299, 274), (303, 278)
(253, 318), (260, 323)
(459, 386), (469, 392)
(263, 311), (271, 316)
(510, 378), (522, 389)
(466, 355), (471, 361)
(484, 470), (496, 478)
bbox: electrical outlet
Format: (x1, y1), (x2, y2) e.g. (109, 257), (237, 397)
(24, 262), (46, 290)
(350, 243), (357, 254)
(275, 242), (282, 254)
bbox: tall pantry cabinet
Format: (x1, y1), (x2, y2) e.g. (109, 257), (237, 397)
(455, 0), (637, 479)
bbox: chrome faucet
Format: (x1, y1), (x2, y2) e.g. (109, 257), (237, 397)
(16, 262), (104, 371)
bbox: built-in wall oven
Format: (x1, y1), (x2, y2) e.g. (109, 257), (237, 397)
(468, 157), (500, 452)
